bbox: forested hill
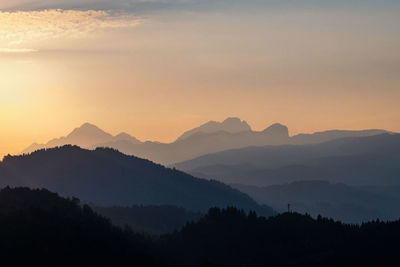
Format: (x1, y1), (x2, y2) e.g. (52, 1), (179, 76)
(0, 145), (273, 216)
(1, 187), (400, 266)
(162, 208), (400, 266)
(0, 187), (155, 266)
(92, 205), (202, 235)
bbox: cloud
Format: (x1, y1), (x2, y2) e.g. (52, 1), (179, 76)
(1, 0), (176, 11)
(4, 0), (399, 12)
(0, 0), (279, 14)
(0, 9), (141, 49)
(0, 48), (38, 53)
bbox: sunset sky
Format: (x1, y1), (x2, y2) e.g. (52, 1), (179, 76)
(1, 0), (399, 157)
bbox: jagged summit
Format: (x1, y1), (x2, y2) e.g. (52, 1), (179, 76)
(177, 117), (252, 141)
(222, 117), (251, 128)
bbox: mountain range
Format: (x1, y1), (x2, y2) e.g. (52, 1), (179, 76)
(0, 145), (273, 216)
(15, 118), (398, 223)
(174, 133), (400, 186)
(21, 117), (387, 165)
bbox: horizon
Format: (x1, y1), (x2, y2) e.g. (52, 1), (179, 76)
(0, 117), (396, 158)
(1, 0), (400, 157)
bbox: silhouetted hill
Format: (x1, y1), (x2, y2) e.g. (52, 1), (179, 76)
(233, 181), (400, 223)
(0, 187), (155, 266)
(162, 207), (400, 266)
(92, 205), (202, 235)
(174, 133), (400, 186)
(2, 188), (400, 266)
(21, 119), (387, 165)
(0, 146), (273, 216)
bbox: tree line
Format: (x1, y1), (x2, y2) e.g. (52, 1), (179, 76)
(0, 187), (398, 266)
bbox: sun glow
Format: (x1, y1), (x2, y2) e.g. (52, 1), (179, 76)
(0, 1), (399, 157)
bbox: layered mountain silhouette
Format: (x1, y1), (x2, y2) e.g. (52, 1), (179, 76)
(95, 122), (290, 165)
(174, 133), (400, 186)
(0, 146), (273, 215)
(21, 118), (387, 165)
(21, 123), (141, 154)
(233, 181), (400, 223)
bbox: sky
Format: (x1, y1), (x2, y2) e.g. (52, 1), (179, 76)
(0, 0), (399, 157)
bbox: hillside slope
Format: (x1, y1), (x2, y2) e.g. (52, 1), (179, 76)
(0, 187), (155, 266)
(0, 146), (273, 215)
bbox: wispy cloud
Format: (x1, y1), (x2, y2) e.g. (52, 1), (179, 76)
(4, 0), (399, 13)
(0, 9), (141, 51)
(0, 48), (38, 53)
(2, 0), (184, 11)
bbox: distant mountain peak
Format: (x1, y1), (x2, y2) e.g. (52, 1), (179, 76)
(262, 123), (289, 137)
(114, 132), (141, 144)
(177, 117), (252, 141)
(115, 132), (131, 138)
(222, 117), (245, 123)
(68, 123), (110, 137)
(21, 123), (142, 154)
(81, 122), (98, 128)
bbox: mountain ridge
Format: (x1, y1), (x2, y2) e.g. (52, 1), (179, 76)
(174, 133), (400, 186)
(21, 122), (142, 154)
(21, 118), (389, 165)
(1, 145), (274, 216)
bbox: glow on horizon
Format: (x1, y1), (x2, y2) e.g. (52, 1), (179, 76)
(0, 2), (399, 157)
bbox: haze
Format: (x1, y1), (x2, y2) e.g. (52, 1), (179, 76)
(1, 0), (399, 157)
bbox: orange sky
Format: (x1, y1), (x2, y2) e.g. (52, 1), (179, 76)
(0, 2), (399, 157)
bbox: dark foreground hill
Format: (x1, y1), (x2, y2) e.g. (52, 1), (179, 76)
(0, 145), (273, 216)
(92, 205), (202, 235)
(162, 207), (400, 266)
(0, 187), (155, 266)
(1, 187), (400, 267)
